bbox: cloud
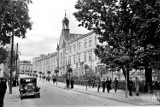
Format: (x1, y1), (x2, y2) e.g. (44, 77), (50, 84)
(15, 36), (59, 61)
(14, 0), (89, 61)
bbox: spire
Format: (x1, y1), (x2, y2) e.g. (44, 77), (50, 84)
(62, 10), (69, 30)
(65, 10), (66, 18)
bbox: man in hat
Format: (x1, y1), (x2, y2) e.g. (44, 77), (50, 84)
(0, 78), (7, 107)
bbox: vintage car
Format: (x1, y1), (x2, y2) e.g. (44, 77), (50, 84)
(19, 75), (40, 99)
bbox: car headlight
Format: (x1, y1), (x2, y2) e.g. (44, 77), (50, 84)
(24, 86), (27, 90)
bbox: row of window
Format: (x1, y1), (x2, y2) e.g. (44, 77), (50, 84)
(21, 66), (32, 69)
(65, 51), (96, 66)
(69, 38), (92, 53)
(36, 57), (57, 67)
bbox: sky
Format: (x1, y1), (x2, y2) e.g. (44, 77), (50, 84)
(15, 0), (89, 62)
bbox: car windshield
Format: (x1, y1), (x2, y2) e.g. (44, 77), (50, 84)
(20, 78), (36, 84)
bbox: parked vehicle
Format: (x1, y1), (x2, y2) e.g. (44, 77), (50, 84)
(19, 75), (40, 99)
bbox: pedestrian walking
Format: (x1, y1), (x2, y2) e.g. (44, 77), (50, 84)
(92, 79), (95, 88)
(109, 78), (112, 90)
(128, 78), (133, 96)
(0, 78), (7, 107)
(97, 78), (101, 92)
(66, 78), (70, 89)
(135, 77), (140, 96)
(70, 78), (74, 89)
(102, 79), (106, 92)
(114, 77), (119, 93)
(106, 78), (110, 93)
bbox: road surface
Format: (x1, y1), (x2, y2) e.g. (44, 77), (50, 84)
(18, 81), (135, 107)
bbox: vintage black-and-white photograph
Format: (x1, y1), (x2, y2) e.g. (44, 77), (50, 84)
(0, 0), (160, 107)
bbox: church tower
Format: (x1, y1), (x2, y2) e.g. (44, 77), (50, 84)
(61, 11), (70, 40)
(62, 12), (69, 30)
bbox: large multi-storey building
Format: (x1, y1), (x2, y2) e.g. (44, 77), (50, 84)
(33, 14), (110, 78)
(57, 14), (101, 77)
(32, 52), (57, 76)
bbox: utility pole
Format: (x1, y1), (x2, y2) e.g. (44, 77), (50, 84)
(10, 30), (14, 94)
(15, 43), (18, 79)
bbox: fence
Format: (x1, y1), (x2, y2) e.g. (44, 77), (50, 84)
(58, 77), (153, 92)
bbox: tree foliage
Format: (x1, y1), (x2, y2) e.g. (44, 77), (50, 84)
(0, 0), (32, 64)
(74, 0), (160, 84)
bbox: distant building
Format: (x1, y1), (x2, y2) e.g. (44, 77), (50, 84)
(32, 52), (57, 76)
(20, 61), (32, 74)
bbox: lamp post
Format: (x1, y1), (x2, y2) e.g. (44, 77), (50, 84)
(9, 29), (14, 94)
(125, 67), (128, 98)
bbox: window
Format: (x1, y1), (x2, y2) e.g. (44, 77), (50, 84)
(74, 55), (76, 64)
(70, 46), (71, 53)
(84, 40), (87, 48)
(79, 42), (81, 50)
(74, 44), (76, 52)
(78, 54), (81, 62)
(69, 56), (71, 64)
(89, 39), (92, 47)
(89, 52), (92, 61)
(84, 53), (87, 61)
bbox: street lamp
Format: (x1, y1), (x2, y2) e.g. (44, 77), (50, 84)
(9, 27), (14, 94)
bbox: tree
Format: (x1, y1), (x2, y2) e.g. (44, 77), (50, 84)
(0, 47), (8, 64)
(39, 71), (42, 79)
(74, 0), (160, 91)
(54, 69), (59, 85)
(84, 64), (89, 90)
(33, 71), (37, 77)
(47, 71), (51, 77)
(0, 0), (32, 64)
(74, 0), (136, 87)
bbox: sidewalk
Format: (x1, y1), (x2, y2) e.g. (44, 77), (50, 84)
(40, 79), (160, 106)
(4, 86), (20, 107)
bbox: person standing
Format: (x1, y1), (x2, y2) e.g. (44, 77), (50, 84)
(106, 78), (110, 93)
(135, 77), (140, 96)
(97, 78), (101, 92)
(92, 79), (95, 88)
(70, 78), (74, 89)
(102, 79), (106, 92)
(0, 78), (7, 107)
(66, 78), (70, 89)
(155, 79), (160, 90)
(128, 78), (133, 96)
(114, 77), (119, 93)
(109, 78), (112, 90)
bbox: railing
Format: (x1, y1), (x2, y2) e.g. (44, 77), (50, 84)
(57, 78), (154, 92)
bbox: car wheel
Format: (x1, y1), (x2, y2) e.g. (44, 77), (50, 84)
(20, 95), (23, 99)
(38, 93), (40, 98)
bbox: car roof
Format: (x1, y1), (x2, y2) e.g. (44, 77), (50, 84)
(19, 75), (36, 79)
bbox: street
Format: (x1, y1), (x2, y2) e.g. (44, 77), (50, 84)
(5, 80), (136, 107)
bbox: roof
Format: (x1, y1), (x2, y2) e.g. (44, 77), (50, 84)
(19, 74), (36, 79)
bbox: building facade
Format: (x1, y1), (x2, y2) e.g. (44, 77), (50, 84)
(57, 15), (101, 77)
(32, 52), (57, 76)
(20, 61), (32, 74)
(32, 14), (116, 79)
